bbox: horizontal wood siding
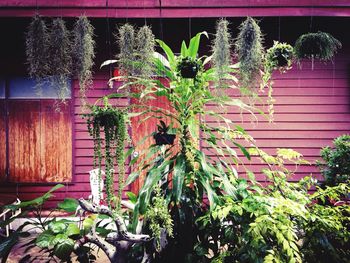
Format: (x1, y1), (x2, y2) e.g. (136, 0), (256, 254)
(0, 0), (349, 17)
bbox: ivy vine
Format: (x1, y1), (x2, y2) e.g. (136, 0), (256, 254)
(85, 97), (127, 211)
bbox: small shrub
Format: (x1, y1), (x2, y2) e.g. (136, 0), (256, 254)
(317, 134), (350, 186)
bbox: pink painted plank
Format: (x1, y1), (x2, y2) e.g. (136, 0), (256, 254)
(0, 7), (349, 17)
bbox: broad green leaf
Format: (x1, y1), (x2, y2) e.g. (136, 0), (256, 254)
(65, 223), (80, 238)
(233, 142), (251, 160)
(57, 198), (78, 213)
(156, 39), (175, 67)
(181, 41), (188, 57)
(83, 217), (94, 232)
(125, 171), (140, 186)
(53, 235), (74, 260)
(49, 221), (67, 234)
(188, 31), (208, 59)
(126, 191), (138, 204)
(172, 154), (186, 203)
(36, 230), (55, 248)
(0, 232), (20, 260)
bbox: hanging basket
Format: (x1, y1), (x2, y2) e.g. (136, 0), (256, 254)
(153, 133), (176, 146)
(177, 57), (200, 78)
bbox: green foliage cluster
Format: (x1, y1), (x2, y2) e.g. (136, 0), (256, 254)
(235, 17), (264, 91)
(85, 97), (127, 211)
(196, 149), (350, 263)
(145, 186), (173, 252)
(317, 134), (350, 186)
(72, 16), (96, 101)
(0, 186), (97, 262)
(294, 31), (342, 62)
(265, 41), (294, 73)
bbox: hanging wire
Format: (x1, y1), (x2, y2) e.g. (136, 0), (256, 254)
(278, 16), (281, 41)
(106, 0), (113, 79)
(188, 17), (192, 40)
(143, 0), (147, 25)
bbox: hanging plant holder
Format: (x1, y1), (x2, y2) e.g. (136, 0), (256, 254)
(294, 31), (341, 61)
(177, 57), (201, 78)
(153, 121), (176, 146)
(265, 41), (294, 71)
(84, 97), (127, 211)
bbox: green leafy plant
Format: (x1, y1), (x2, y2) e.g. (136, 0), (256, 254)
(49, 18), (72, 101)
(72, 16), (96, 101)
(105, 30), (260, 261)
(25, 15), (50, 81)
(85, 97), (127, 211)
(317, 134), (350, 186)
(145, 186), (173, 252)
(294, 31), (342, 69)
(235, 17), (264, 91)
(0, 185), (96, 263)
(265, 41), (294, 72)
(212, 18), (232, 86)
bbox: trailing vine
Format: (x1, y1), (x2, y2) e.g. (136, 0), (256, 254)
(85, 97), (127, 211)
(72, 16), (96, 103)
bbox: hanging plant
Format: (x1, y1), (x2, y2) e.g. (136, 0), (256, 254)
(85, 97), (127, 211)
(116, 23), (135, 77)
(176, 56), (202, 79)
(212, 18), (232, 85)
(72, 16), (96, 100)
(235, 17), (264, 90)
(25, 15), (50, 81)
(265, 41), (294, 73)
(49, 18), (72, 100)
(153, 120), (176, 146)
(135, 25), (155, 78)
(294, 31), (341, 63)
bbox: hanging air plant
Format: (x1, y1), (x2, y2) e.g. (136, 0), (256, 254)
(176, 56), (201, 79)
(235, 17), (264, 90)
(49, 18), (72, 100)
(265, 41), (294, 73)
(25, 15), (50, 81)
(135, 25), (155, 78)
(85, 97), (127, 211)
(212, 18), (232, 85)
(294, 31), (341, 65)
(116, 23), (135, 77)
(72, 16), (96, 100)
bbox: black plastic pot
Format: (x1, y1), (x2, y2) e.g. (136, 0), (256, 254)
(276, 53), (289, 67)
(178, 59), (200, 78)
(153, 133), (176, 145)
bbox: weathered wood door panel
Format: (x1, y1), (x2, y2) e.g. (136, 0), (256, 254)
(8, 100), (72, 183)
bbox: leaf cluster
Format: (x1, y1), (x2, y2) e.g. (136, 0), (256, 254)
(317, 134), (350, 186)
(294, 31), (342, 61)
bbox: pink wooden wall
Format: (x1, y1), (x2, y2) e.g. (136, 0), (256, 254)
(0, 48), (349, 208)
(0, 0), (349, 17)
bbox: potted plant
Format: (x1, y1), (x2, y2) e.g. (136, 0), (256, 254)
(294, 31), (341, 63)
(153, 120), (176, 145)
(176, 56), (201, 78)
(265, 41), (294, 72)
